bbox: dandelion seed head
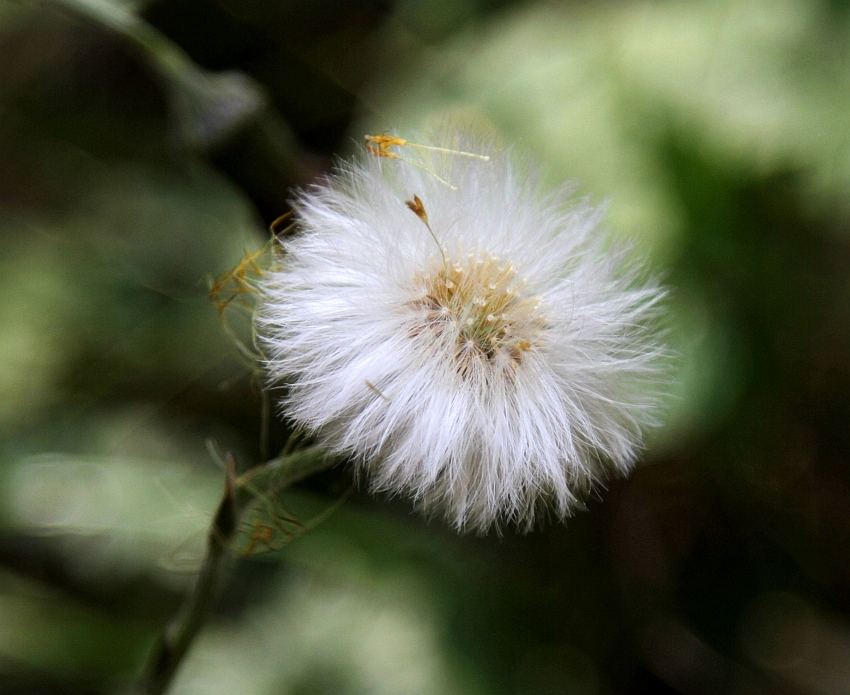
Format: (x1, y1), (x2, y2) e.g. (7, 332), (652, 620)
(258, 131), (668, 532)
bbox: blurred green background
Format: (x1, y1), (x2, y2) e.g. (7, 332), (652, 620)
(3, 0), (850, 693)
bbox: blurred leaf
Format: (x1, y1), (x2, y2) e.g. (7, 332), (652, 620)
(51, 0), (300, 155)
(364, 0), (850, 251)
(0, 450), (221, 584)
(0, 569), (151, 679)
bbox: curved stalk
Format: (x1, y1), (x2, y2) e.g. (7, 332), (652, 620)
(133, 447), (337, 694)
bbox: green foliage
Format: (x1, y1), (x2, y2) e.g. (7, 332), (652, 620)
(2, 0), (850, 693)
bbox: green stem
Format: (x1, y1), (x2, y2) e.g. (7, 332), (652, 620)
(133, 447), (338, 694)
(134, 459), (237, 695)
(52, 0), (194, 81)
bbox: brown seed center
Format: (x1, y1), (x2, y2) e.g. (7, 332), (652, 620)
(408, 252), (545, 375)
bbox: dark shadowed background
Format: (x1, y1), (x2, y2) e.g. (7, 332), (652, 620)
(2, 0), (850, 693)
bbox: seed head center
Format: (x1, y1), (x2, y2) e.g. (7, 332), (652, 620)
(409, 252), (545, 371)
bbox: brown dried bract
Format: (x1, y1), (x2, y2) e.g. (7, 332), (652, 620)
(364, 133), (409, 159)
(405, 195), (429, 227)
(209, 246), (267, 319)
(365, 133), (489, 191)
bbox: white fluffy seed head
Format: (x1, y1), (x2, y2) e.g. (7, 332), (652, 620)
(258, 132), (667, 533)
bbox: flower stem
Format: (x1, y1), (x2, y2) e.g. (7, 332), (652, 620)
(133, 447), (338, 694)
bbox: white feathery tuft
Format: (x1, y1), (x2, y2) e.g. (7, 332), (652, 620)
(258, 131), (667, 532)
